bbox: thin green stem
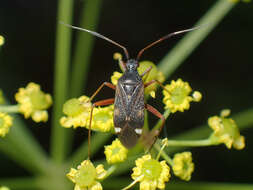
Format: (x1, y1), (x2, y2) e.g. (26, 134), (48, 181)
(70, 0), (103, 97)
(0, 105), (19, 113)
(50, 0), (74, 163)
(158, 0), (236, 78)
(154, 143), (173, 166)
(166, 138), (213, 147)
(0, 177), (39, 190)
(103, 165), (118, 179)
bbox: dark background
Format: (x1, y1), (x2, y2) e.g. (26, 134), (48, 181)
(0, 0), (252, 184)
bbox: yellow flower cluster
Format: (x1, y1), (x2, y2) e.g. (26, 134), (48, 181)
(67, 160), (107, 190)
(172, 152), (194, 181)
(163, 79), (202, 113)
(131, 154), (170, 190)
(60, 96), (114, 132)
(208, 109), (245, 150)
(60, 96), (91, 128)
(15, 82), (52, 122)
(104, 138), (128, 164)
(0, 112), (13, 137)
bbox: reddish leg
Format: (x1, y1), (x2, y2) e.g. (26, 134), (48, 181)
(90, 82), (115, 101)
(145, 103), (166, 150)
(144, 79), (168, 92)
(140, 66), (152, 78)
(88, 98), (115, 159)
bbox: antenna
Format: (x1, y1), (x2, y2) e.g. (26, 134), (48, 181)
(136, 25), (202, 61)
(60, 21), (130, 60)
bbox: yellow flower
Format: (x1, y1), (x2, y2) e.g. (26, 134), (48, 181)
(0, 186), (10, 190)
(67, 160), (107, 190)
(131, 154), (170, 190)
(208, 109), (245, 150)
(60, 96), (114, 132)
(138, 61), (165, 96)
(104, 138), (128, 164)
(0, 90), (5, 104)
(0, 112), (13, 137)
(111, 71), (122, 85)
(15, 82), (52, 122)
(0, 35), (4, 46)
(90, 105), (114, 132)
(60, 96), (92, 128)
(162, 78), (201, 113)
(172, 152), (194, 181)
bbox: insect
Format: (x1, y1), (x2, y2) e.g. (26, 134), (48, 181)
(61, 22), (200, 155)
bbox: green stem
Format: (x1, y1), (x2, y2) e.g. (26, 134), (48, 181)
(50, 0), (74, 163)
(154, 143), (173, 166)
(0, 105), (19, 113)
(166, 138), (213, 147)
(158, 0), (236, 78)
(0, 177), (39, 190)
(70, 0), (103, 97)
(103, 165), (118, 179)
(0, 115), (51, 175)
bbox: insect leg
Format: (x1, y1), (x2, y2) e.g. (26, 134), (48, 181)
(145, 103), (165, 150)
(88, 98), (115, 159)
(90, 82), (116, 102)
(140, 66), (152, 78)
(144, 79), (168, 91)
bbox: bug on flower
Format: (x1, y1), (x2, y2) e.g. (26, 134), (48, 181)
(61, 22), (200, 154)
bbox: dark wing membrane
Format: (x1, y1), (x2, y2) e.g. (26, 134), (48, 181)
(128, 83), (145, 129)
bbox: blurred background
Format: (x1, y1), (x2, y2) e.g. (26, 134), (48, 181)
(0, 0), (252, 186)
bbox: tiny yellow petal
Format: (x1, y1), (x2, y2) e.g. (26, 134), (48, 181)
(220, 109), (231, 118)
(233, 135), (245, 150)
(31, 110), (48, 123)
